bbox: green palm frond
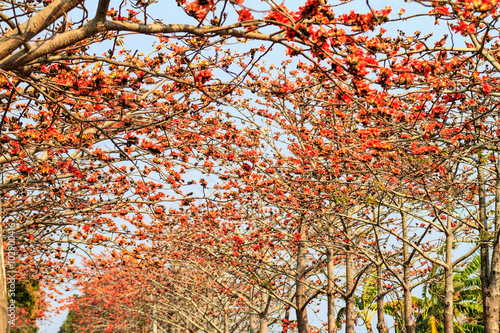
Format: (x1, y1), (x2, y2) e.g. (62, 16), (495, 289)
(458, 288), (482, 302)
(454, 321), (466, 333)
(461, 323), (485, 333)
(455, 303), (482, 320)
(458, 256), (481, 282)
(412, 296), (426, 308)
(362, 275), (377, 305)
(336, 306), (346, 330)
(462, 277), (482, 289)
(421, 283), (429, 299)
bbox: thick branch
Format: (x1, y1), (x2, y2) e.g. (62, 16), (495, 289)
(0, 0), (83, 64)
(0, 19), (284, 71)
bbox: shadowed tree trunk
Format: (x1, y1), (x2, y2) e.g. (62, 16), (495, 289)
(327, 229), (338, 333)
(344, 220), (355, 333)
(345, 249), (355, 333)
(259, 293), (269, 333)
(249, 286), (257, 333)
(478, 160), (500, 333)
(296, 222), (310, 333)
(443, 216), (454, 333)
(376, 264), (388, 333)
(249, 313), (257, 333)
(402, 213), (416, 333)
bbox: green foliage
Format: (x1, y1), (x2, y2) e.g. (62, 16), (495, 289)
(461, 323), (485, 333)
(335, 306), (346, 330)
(8, 279), (40, 333)
(418, 256), (485, 333)
(383, 256), (486, 333)
(337, 275), (378, 330)
(58, 310), (77, 333)
(11, 280), (40, 317)
(361, 275), (377, 307)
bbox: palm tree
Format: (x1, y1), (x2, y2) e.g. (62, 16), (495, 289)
(384, 256), (484, 333)
(449, 256), (483, 333)
(336, 276), (378, 333)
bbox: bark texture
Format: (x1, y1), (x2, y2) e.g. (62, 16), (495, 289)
(376, 264), (388, 333)
(345, 251), (355, 333)
(443, 217), (454, 333)
(327, 243), (338, 333)
(296, 225), (310, 333)
(480, 161), (500, 333)
(402, 213), (416, 333)
(259, 294), (269, 333)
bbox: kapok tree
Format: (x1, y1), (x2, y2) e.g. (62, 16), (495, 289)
(244, 1), (500, 333)
(68, 233), (291, 333)
(5, 1), (500, 333)
(143, 196), (298, 333)
(323, 2), (500, 332)
(186, 56), (402, 333)
(208, 2), (500, 332)
(0, 0), (363, 330)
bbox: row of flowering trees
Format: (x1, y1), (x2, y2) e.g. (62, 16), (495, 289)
(1, 0), (500, 332)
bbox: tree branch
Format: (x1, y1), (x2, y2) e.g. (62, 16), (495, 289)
(0, 0), (83, 64)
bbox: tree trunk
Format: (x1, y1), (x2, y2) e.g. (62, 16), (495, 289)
(259, 315), (268, 333)
(296, 224), (310, 333)
(345, 250), (355, 333)
(481, 160), (500, 333)
(0, 196), (8, 333)
(327, 240), (338, 333)
(483, 282), (500, 333)
(376, 264), (388, 333)
(259, 293), (269, 333)
(402, 213), (415, 333)
(249, 312), (256, 333)
(249, 287), (256, 333)
(443, 216), (454, 333)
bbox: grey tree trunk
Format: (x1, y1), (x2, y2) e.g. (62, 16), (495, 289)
(443, 216), (454, 333)
(249, 312), (256, 333)
(327, 240), (338, 333)
(259, 293), (269, 333)
(152, 300), (158, 333)
(376, 264), (388, 333)
(296, 224), (310, 333)
(479, 161), (500, 333)
(345, 250), (355, 333)
(249, 287), (256, 333)
(402, 213), (415, 333)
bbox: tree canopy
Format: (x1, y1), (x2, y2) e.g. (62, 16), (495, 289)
(1, 0), (500, 333)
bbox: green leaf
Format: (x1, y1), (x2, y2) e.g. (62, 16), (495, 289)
(461, 323), (485, 333)
(354, 295), (364, 311)
(362, 275), (377, 305)
(336, 307), (346, 330)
